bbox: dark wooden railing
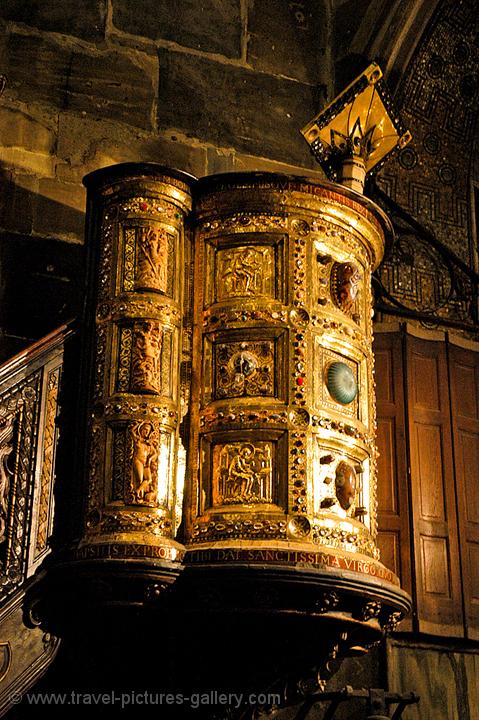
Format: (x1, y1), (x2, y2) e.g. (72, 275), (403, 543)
(0, 324), (73, 715)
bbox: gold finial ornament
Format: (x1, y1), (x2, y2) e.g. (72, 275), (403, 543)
(301, 63), (412, 193)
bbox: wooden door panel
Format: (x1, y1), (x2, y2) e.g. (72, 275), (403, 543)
(458, 430), (479, 526)
(415, 423), (446, 522)
(375, 345), (395, 403)
(449, 343), (479, 639)
(420, 536), (451, 597)
(407, 336), (463, 635)
(411, 352), (441, 412)
(376, 417), (398, 514)
(453, 361), (479, 421)
(377, 530), (400, 579)
(468, 545), (479, 602)
(374, 333), (412, 629)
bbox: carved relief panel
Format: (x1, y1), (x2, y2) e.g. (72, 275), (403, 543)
(33, 367), (61, 563)
(116, 321), (174, 397)
(201, 431), (287, 513)
(204, 234), (287, 306)
(203, 330), (286, 403)
(0, 416), (15, 550)
(122, 223), (176, 298)
(111, 421), (173, 509)
(213, 442), (273, 506)
(0, 343), (66, 595)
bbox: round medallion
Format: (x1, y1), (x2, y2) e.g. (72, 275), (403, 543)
(287, 516), (311, 538)
(438, 164), (456, 185)
(326, 362), (358, 404)
(423, 132), (440, 155)
(398, 147), (417, 170)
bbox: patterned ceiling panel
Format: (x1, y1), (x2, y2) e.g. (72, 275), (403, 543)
(378, 0), (479, 264)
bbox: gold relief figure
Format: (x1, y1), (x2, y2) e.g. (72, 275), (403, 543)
(228, 445), (255, 496)
(135, 226), (169, 292)
(131, 321), (162, 393)
(218, 247), (272, 298)
(331, 262), (362, 315)
(214, 443), (273, 506)
(130, 422), (158, 505)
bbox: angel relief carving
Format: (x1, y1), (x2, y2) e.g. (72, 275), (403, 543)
(0, 416), (15, 546)
(135, 226), (170, 293)
(130, 421), (158, 505)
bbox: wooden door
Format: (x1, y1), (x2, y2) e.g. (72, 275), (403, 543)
(449, 342), (479, 640)
(374, 331), (413, 630)
(406, 335), (463, 636)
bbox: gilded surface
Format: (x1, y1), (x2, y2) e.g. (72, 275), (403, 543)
(188, 176), (386, 561)
(213, 442), (273, 506)
(214, 340), (275, 399)
(217, 245), (273, 299)
(82, 170), (192, 555)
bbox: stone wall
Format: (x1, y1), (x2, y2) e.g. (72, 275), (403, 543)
(0, 0), (330, 356)
(387, 639), (479, 720)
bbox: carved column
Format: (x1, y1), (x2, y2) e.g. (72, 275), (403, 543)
(76, 164), (193, 592)
(184, 172), (410, 638)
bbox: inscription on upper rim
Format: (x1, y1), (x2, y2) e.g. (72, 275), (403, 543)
(184, 547), (399, 585)
(194, 173), (391, 239)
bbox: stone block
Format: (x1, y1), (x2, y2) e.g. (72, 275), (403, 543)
(0, 0), (106, 41)
(0, 106), (56, 155)
(232, 151), (323, 176)
(56, 114), (207, 183)
(0, 146), (56, 177)
(0, 171), (37, 235)
(247, 0), (330, 85)
(157, 50), (318, 166)
(334, 0), (373, 60)
(67, 49), (157, 130)
(4, 33), (156, 130)
(5, 33), (71, 109)
(112, 0), (242, 58)
(34, 178), (86, 242)
(0, 232), (84, 340)
(205, 147), (323, 176)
